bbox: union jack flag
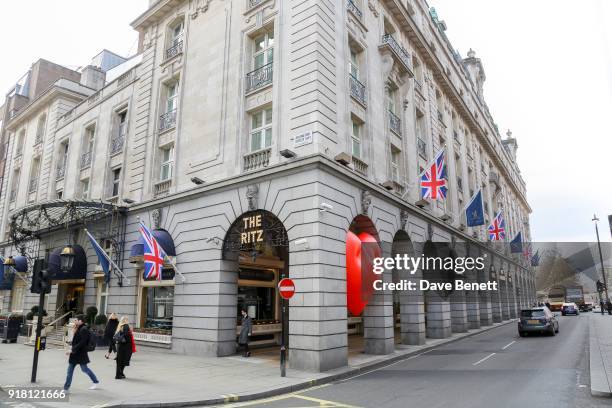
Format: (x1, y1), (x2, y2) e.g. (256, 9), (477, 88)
(420, 149), (447, 200)
(488, 211), (506, 241)
(522, 242), (532, 260)
(139, 220), (166, 281)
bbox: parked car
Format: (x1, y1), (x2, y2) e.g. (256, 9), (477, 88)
(561, 303), (579, 316)
(518, 307), (559, 337)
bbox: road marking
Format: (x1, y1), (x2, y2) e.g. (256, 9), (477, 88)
(293, 394), (360, 407)
(338, 349), (435, 383)
(473, 352), (496, 366)
(502, 341), (515, 350)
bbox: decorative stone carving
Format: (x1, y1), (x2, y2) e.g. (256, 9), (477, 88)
(400, 210), (409, 231)
(368, 1), (379, 17)
(361, 190), (372, 215)
(151, 208), (161, 230)
(246, 185), (259, 211)
(190, 0), (213, 19)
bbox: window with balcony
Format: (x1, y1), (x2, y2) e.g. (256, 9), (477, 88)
(387, 86), (401, 136)
(246, 28), (274, 92)
(111, 167), (121, 198)
(413, 56), (424, 91)
(29, 157), (40, 193)
(160, 146), (174, 181)
(80, 178), (90, 199)
(35, 114), (46, 145)
(81, 124), (95, 169)
(348, 41), (366, 106)
(166, 18), (184, 60)
(249, 107), (272, 152)
(159, 81), (179, 132)
(10, 168), (20, 202)
(16, 130), (25, 156)
(111, 109), (127, 155)
(56, 141), (69, 180)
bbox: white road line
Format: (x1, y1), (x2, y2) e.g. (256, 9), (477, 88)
(338, 349), (435, 382)
(473, 352), (496, 366)
(502, 341), (515, 350)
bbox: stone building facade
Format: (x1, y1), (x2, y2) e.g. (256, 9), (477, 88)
(0, 0), (534, 372)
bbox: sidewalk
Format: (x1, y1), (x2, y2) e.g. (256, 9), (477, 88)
(589, 314), (612, 396)
(0, 320), (513, 408)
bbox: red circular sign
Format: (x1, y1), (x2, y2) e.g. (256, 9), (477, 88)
(278, 278), (296, 299)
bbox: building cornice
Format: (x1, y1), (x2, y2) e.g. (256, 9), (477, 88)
(131, 0), (186, 31)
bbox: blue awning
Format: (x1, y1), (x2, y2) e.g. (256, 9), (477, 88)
(0, 263), (15, 290)
(129, 228), (176, 262)
(13, 255), (28, 273)
(48, 244), (88, 281)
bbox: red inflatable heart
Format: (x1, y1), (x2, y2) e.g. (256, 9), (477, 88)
(346, 231), (381, 316)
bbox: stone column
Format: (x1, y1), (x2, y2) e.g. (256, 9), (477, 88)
(450, 289), (469, 333)
(399, 274), (426, 345)
(426, 290), (452, 338)
(500, 280), (510, 320)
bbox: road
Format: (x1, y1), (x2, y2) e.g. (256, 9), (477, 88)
(223, 314), (610, 408)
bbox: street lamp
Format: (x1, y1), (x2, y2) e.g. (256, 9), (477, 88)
(3, 256), (16, 268)
(592, 215), (610, 305)
(60, 245), (75, 271)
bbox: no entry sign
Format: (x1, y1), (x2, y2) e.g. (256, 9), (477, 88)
(278, 278), (295, 300)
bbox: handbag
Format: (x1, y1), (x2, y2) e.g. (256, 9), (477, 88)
(113, 331), (127, 344)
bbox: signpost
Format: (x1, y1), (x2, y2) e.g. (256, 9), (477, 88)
(278, 278), (295, 377)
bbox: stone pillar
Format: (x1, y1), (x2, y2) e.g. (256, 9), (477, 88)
(426, 291), (452, 338)
(450, 290), (469, 333)
(466, 289), (481, 329)
(500, 281), (510, 320)
(399, 275), (426, 345)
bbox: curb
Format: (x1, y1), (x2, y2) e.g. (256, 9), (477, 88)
(589, 315), (612, 397)
(104, 319), (516, 407)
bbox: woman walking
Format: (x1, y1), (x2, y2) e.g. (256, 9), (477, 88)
(238, 309), (252, 357)
(63, 315), (100, 391)
(113, 316), (135, 379)
(104, 313), (119, 359)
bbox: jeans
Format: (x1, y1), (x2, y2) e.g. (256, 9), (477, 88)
(63, 363), (99, 390)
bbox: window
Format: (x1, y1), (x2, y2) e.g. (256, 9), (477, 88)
(111, 168), (121, 197)
(96, 280), (109, 316)
(56, 190), (63, 199)
(160, 146), (174, 181)
(250, 107), (272, 152)
(36, 114), (46, 144)
(80, 178), (90, 199)
(112, 110), (127, 154)
(253, 30), (274, 70)
(29, 158), (40, 193)
(166, 82), (179, 114)
(56, 141), (69, 179)
(10, 168), (20, 201)
(84, 125), (95, 152)
(118, 111), (127, 138)
(171, 20), (184, 46)
(351, 119), (362, 158)
(390, 146), (400, 182)
(143, 286), (174, 333)
(386, 87), (397, 114)
(16, 130), (25, 156)
(350, 49), (359, 79)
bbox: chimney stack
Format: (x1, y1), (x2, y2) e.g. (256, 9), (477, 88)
(80, 65), (106, 91)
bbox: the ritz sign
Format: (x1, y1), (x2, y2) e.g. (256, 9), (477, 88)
(241, 214), (264, 244)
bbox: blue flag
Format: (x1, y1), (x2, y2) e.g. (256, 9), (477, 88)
(510, 232), (523, 253)
(531, 250), (540, 267)
(86, 230), (111, 283)
(465, 190), (485, 227)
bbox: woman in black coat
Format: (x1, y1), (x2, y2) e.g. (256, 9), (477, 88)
(113, 317), (134, 379)
(104, 313), (119, 359)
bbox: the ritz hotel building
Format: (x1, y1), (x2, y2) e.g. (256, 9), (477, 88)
(0, 0), (535, 372)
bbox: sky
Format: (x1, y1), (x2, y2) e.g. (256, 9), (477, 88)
(0, 0), (610, 242)
(431, 0), (612, 242)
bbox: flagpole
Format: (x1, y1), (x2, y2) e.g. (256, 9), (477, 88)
(84, 229), (131, 285)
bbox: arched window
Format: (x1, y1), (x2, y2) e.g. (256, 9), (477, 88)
(35, 113), (47, 144)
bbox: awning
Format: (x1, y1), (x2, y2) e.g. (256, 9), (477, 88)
(0, 263), (15, 290)
(129, 228), (176, 263)
(13, 255), (28, 273)
(48, 244), (88, 281)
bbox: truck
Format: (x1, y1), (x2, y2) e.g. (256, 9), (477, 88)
(565, 286), (585, 309)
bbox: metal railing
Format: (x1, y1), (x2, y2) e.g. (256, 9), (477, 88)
(56, 165), (66, 180)
(417, 137), (427, 157)
(457, 177), (463, 192)
(347, 0), (363, 18)
(9, 189), (16, 202)
(34, 133), (44, 145)
(243, 148), (271, 171)
(28, 178), (37, 193)
(414, 80), (423, 95)
(80, 151), (92, 169)
(110, 136), (124, 155)
(349, 75), (367, 106)
(380, 34), (413, 73)
(165, 40), (183, 60)
(159, 109), (177, 132)
(246, 62), (273, 93)
(388, 110), (401, 136)
(247, 0), (265, 9)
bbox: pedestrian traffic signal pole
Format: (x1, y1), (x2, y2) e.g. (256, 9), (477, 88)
(594, 218), (610, 304)
(31, 289), (45, 383)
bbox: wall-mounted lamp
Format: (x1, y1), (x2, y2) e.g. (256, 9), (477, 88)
(191, 177), (205, 185)
(123, 198), (135, 204)
(319, 203), (333, 212)
(280, 149), (297, 159)
(60, 245), (75, 271)
(294, 238), (309, 249)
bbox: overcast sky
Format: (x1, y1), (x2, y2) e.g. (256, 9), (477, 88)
(1, 0), (610, 242)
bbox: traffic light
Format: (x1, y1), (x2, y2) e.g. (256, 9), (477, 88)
(30, 259), (51, 294)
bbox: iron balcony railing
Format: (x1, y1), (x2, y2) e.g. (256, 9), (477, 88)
(110, 135), (124, 155)
(380, 34), (413, 73)
(9, 189), (17, 202)
(417, 137), (427, 157)
(247, 0), (265, 10)
(28, 178), (38, 193)
(388, 110), (401, 136)
(159, 109), (178, 132)
(246, 62), (273, 93)
(457, 177), (463, 192)
(243, 148), (271, 171)
(349, 75), (367, 106)
(165, 40), (183, 60)
(56, 165), (66, 180)
(414, 80), (423, 95)
(347, 0), (363, 18)
(81, 151), (92, 169)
